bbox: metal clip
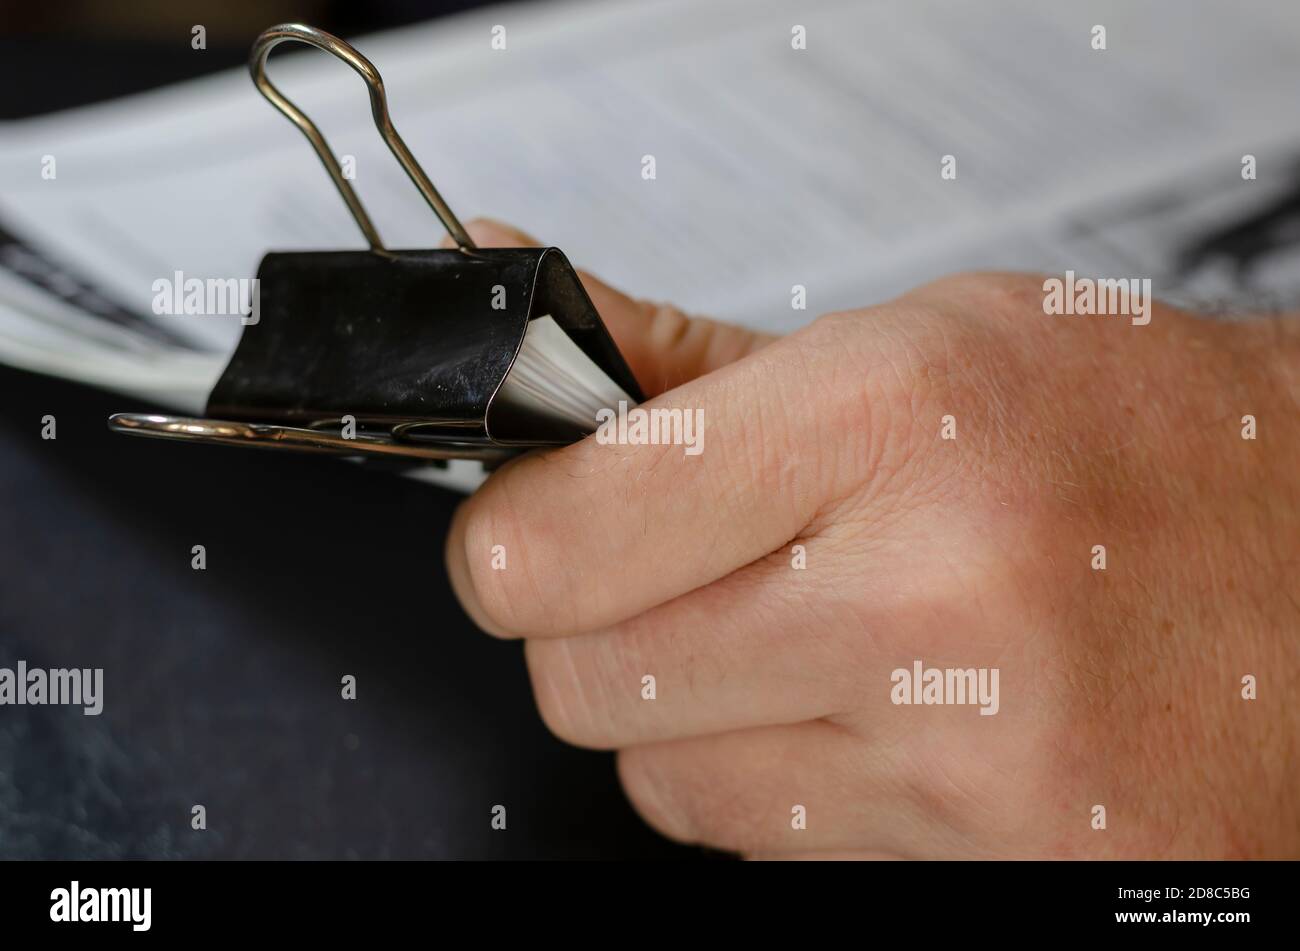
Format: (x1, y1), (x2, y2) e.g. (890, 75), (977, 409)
(249, 22), (476, 252)
(108, 23), (643, 469)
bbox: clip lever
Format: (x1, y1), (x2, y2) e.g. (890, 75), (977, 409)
(249, 22), (476, 252)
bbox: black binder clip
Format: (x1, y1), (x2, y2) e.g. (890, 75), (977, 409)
(109, 23), (642, 468)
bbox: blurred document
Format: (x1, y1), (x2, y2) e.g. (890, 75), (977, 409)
(3, 0), (1300, 409)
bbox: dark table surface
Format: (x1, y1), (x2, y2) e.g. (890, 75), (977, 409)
(0, 9), (690, 860)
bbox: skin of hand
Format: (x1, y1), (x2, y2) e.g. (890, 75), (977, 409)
(444, 219), (1300, 859)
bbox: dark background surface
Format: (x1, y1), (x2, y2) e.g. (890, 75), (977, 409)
(0, 0), (691, 859)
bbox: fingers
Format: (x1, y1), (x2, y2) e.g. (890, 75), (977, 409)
(446, 322), (856, 638)
(446, 217), (775, 395)
(522, 549), (888, 749)
(590, 285), (774, 398)
(616, 721), (924, 855)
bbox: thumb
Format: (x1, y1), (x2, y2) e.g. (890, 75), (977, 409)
(445, 218), (776, 396)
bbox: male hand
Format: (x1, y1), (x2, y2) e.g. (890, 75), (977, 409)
(446, 220), (1300, 859)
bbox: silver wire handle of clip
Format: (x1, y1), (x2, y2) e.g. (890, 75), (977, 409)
(249, 22), (477, 252)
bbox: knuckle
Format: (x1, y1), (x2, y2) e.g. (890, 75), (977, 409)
(640, 300), (695, 352)
(618, 747), (764, 851)
(799, 304), (969, 505)
(805, 306), (864, 341)
(616, 748), (699, 845)
(525, 639), (615, 749)
(920, 269), (1009, 298)
(804, 306), (933, 396)
(915, 270), (1047, 318)
(815, 308), (935, 430)
(457, 474), (569, 637)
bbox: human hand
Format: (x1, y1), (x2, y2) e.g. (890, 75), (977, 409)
(446, 220), (1300, 859)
